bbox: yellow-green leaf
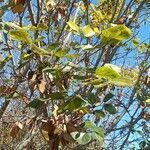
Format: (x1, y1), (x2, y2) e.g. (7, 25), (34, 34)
(96, 66), (121, 80)
(9, 29), (32, 44)
(67, 21), (80, 32)
(37, 23), (48, 31)
(146, 99), (150, 105)
(102, 25), (131, 43)
(31, 44), (50, 55)
(82, 25), (95, 37)
(95, 65), (134, 87)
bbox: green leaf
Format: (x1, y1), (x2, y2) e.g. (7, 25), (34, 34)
(110, 77), (133, 87)
(102, 25), (131, 43)
(95, 110), (105, 119)
(82, 121), (104, 139)
(81, 133), (91, 144)
(91, 132), (103, 144)
(96, 66), (120, 80)
(87, 93), (96, 105)
(132, 38), (140, 47)
(66, 54), (79, 59)
(146, 99), (150, 105)
(95, 65), (134, 87)
(66, 97), (85, 111)
(105, 63), (121, 74)
(83, 121), (95, 128)
(58, 96), (85, 113)
(45, 92), (64, 100)
(104, 103), (116, 114)
(42, 66), (60, 73)
(82, 25), (95, 37)
(28, 99), (44, 109)
(6, 22), (22, 29)
(0, 55), (12, 69)
(73, 75), (89, 80)
(9, 29), (32, 44)
(81, 44), (94, 50)
(92, 126), (104, 138)
(17, 61), (30, 70)
(103, 93), (114, 102)
(31, 44), (50, 55)
(54, 49), (69, 58)
(71, 132), (91, 145)
(67, 21), (80, 32)
(37, 23), (48, 31)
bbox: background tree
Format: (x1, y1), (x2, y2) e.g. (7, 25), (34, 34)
(0, 0), (150, 149)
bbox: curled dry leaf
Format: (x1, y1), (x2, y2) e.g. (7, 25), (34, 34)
(38, 79), (46, 93)
(26, 118), (34, 130)
(54, 126), (63, 135)
(26, 118), (33, 126)
(15, 121), (23, 129)
(41, 130), (49, 141)
(10, 125), (20, 138)
(10, 121), (23, 138)
(53, 105), (59, 118)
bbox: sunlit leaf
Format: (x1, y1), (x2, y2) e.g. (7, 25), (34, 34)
(96, 65), (134, 87)
(82, 25), (95, 37)
(37, 23), (48, 31)
(110, 77), (133, 87)
(9, 29), (32, 44)
(31, 43), (50, 55)
(96, 66), (120, 80)
(91, 132), (103, 144)
(146, 99), (150, 105)
(67, 21), (80, 32)
(102, 25), (132, 43)
(95, 110), (105, 119)
(71, 132), (91, 145)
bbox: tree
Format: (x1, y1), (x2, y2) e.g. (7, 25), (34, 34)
(0, 0), (149, 149)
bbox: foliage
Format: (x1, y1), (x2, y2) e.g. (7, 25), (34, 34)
(0, 0), (150, 149)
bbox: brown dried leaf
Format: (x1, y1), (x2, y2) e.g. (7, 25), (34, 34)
(58, 7), (66, 16)
(14, 0), (26, 5)
(12, 3), (24, 14)
(41, 120), (55, 132)
(22, 97), (29, 104)
(66, 122), (78, 133)
(54, 126), (63, 135)
(62, 132), (74, 143)
(10, 124), (20, 138)
(41, 130), (49, 141)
